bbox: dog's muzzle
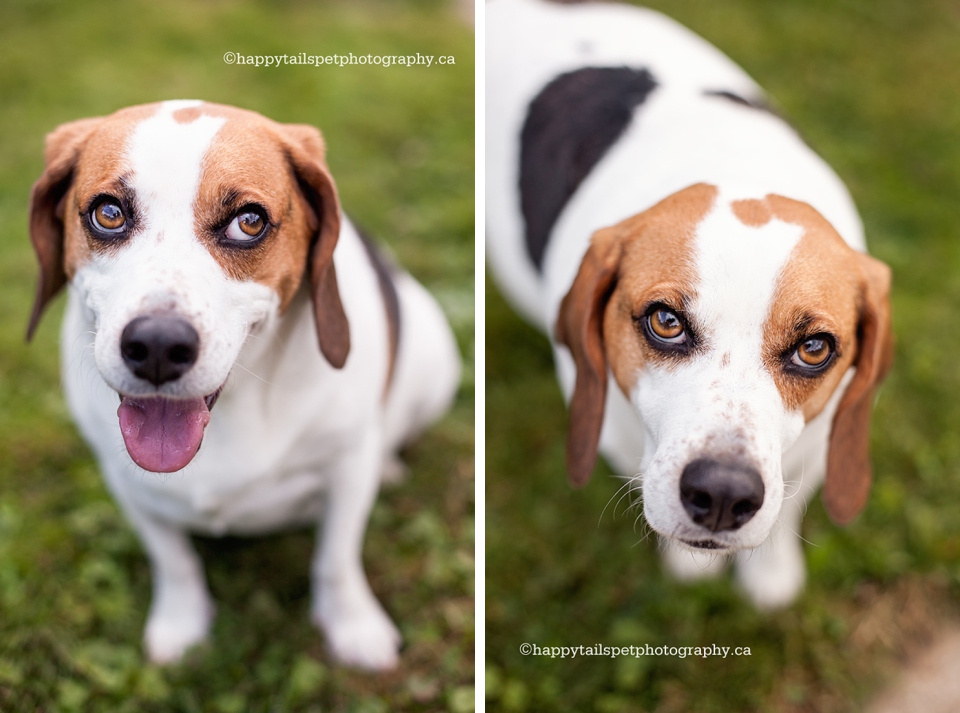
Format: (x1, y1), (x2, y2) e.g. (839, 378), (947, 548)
(115, 314), (221, 474)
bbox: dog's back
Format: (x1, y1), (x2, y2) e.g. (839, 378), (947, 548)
(486, 0), (864, 330)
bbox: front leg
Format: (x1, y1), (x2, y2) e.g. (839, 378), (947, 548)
(311, 428), (401, 670)
(106, 480), (214, 664)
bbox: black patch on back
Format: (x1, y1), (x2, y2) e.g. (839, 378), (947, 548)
(355, 225), (401, 393)
(520, 66), (658, 271)
(703, 89), (776, 115)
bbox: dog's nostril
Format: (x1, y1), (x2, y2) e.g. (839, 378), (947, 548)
(122, 341), (150, 363)
(731, 498), (760, 520)
(679, 458), (765, 533)
(120, 315), (201, 387)
(167, 344), (197, 365)
(691, 492), (712, 511)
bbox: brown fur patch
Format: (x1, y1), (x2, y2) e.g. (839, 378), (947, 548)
(756, 195), (865, 421)
(56, 105), (162, 278)
(191, 105), (315, 312)
(602, 183), (718, 397)
(731, 197), (773, 228)
(172, 106), (203, 124)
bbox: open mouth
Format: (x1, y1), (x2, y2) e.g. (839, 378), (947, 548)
(680, 538), (727, 551)
(116, 385), (223, 473)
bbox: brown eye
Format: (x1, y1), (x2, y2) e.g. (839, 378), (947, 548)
(238, 211), (263, 236)
(225, 209), (266, 242)
(791, 336), (833, 369)
(648, 308), (685, 343)
(92, 200), (125, 232)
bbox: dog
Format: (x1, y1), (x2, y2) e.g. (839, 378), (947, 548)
(26, 100), (461, 669)
(486, 0), (892, 608)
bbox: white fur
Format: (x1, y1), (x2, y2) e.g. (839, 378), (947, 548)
(487, 0), (868, 607)
(61, 101), (460, 667)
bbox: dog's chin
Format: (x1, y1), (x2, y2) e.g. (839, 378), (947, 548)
(675, 530), (771, 553)
(678, 538), (731, 552)
(116, 385), (224, 473)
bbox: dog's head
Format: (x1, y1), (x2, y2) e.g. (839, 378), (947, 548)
(556, 183), (892, 551)
(28, 100), (348, 473)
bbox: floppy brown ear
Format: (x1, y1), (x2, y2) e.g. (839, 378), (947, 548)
(27, 117), (103, 340)
(554, 227), (621, 487)
(277, 123), (349, 368)
(822, 254), (893, 524)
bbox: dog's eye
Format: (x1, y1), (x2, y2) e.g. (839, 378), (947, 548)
(91, 200), (125, 232)
(791, 336), (833, 369)
(648, 308), (686, 344)
(225, 210), (266, 242)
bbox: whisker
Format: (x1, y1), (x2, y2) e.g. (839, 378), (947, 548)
(598, 477), (635, 526)
(232, 360), (272, 385)
(780, 515), (819, 548)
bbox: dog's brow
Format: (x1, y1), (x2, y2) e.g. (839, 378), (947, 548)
(793, 313), (817, 334)
(79, 175), (138, 217)
(220, 188), (241, 208)
(788, 312), (839, 342)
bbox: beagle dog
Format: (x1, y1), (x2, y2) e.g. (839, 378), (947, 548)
(27, 100), (461, 669)
(487, 0), (892, 608)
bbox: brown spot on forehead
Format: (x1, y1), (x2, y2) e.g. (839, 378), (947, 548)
(757, 194), (866, 420)
(172, 106), (203, 124)
(731, 197), (773, 227)
(602, 183), (718, 396)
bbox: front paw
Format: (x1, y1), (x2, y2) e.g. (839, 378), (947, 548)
(735, 537), (805, 610)
(144, 587), (215, 664)
(312, 586), (401, 671)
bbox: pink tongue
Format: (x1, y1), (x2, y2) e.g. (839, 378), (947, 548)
(117, 396), (211, 473)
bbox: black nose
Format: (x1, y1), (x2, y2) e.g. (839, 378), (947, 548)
(679, 458), (765, 532)
(120, 315), (200, 386)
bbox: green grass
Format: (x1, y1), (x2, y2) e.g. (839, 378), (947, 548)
(485, 1), (960, 711)
(0, 1), (474, 710)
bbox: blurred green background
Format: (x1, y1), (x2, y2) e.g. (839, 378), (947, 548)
(486, 1), (960, 711)
(0, 0), (474, 711)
